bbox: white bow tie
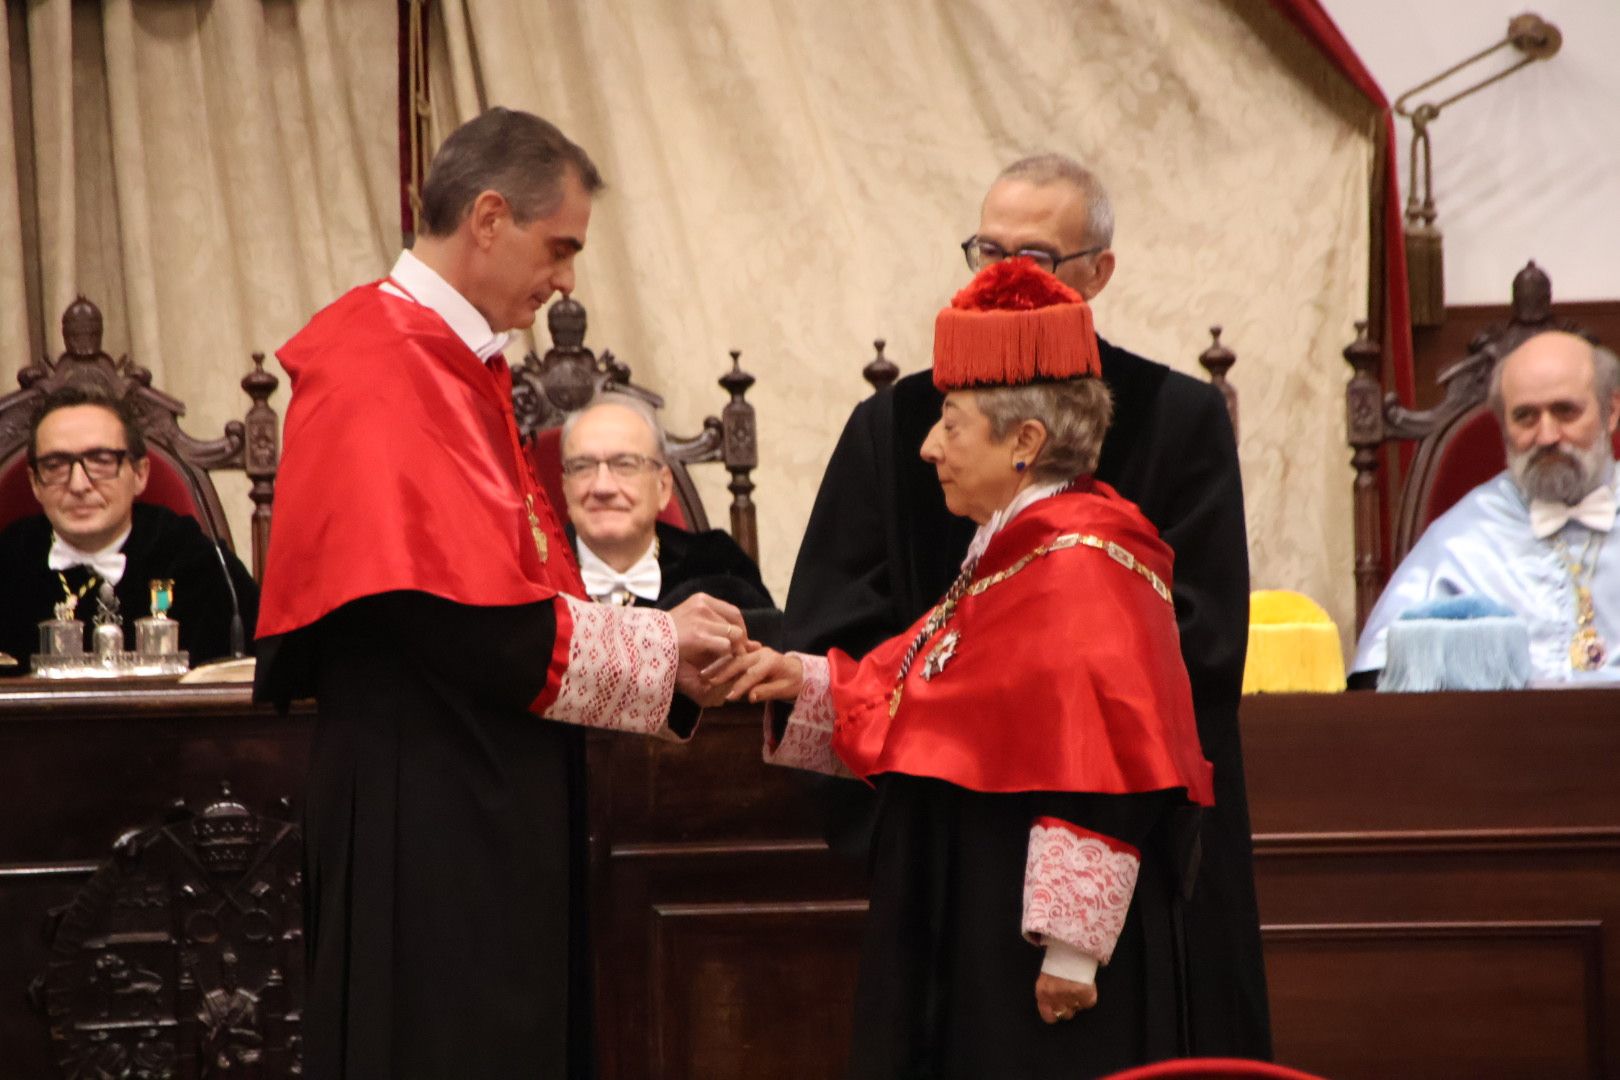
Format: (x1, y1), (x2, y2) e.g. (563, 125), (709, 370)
(1530, 484), (1618, 540)
(581, 556), (661, 606)
(47, 535), (127, 585)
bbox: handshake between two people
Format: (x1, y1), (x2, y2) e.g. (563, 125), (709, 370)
(667, 593), (805, 709)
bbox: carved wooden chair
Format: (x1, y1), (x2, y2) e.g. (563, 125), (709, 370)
(511, 297), (761, 562)
(1343, 260), (1612, 630)
(0, 297), (280, 579)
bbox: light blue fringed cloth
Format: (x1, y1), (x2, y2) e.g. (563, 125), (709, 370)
(1378, 595), (1531, 692)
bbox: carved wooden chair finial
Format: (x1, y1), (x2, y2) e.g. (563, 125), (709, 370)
(62, 296), (104, 359)
(1511, 260), (1552, 324)
(1197, 326), (1239, 439)
(863, 339), (899, 393)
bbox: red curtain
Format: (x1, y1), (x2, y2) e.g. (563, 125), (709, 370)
(1263, 0), (1415, 407)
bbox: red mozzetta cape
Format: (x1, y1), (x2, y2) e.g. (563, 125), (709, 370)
(829, 483), (1215, 804)
(257, 284), (585, 642)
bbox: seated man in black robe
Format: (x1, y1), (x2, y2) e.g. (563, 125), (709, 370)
(0, 384), (257, 673)
(784, 153), (1270, 1059)
(562, 393), (778, 641)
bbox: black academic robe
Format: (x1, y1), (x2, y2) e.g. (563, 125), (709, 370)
(256, 594), (605, 1080)
(784, 340), (1270, 1061)
(853, 781), (1180, 1079)
(0, 502), (258, 673)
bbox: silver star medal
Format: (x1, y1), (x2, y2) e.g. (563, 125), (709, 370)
(921, 629), (960, 681)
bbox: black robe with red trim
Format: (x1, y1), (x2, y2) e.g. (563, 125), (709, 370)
(769, 486), (1213, 1078)
(784, 346), (1269, 1063)
(255, 285), (686, 1079)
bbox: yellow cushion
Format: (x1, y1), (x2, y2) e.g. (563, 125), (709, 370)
(1243, 590), (1345, 694)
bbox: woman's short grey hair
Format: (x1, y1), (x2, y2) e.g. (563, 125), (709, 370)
(561, 391), (670, 461)
(972, 378), (1114, 483)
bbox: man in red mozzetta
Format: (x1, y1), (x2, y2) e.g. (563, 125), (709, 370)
(709, 259), (1215, 1077)
(254, 108), (746, 1079)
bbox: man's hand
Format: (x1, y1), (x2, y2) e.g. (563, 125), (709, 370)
(668, 593), (747, 667)
(701, 648), (804, 704)
(675, 661), (727, 707)
(1035, 972), (1097, 1024)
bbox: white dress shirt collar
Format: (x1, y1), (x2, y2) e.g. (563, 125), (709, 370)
(47, 524), (133, 585)
(380, 250), (511, 362)
(962, 479), (1070, 570)
(576, 536), (662, 605)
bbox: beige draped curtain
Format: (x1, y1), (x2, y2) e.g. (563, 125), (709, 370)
(0, 0), (399, 544)
(429, 0), (1373, 643)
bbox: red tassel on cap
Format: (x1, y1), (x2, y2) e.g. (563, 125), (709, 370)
(933, 259), (1101, 390)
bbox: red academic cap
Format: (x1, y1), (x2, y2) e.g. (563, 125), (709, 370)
(932, 258), (1101, 391)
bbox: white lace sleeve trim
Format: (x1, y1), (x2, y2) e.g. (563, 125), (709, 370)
(1022, 818), (1140, 966)
(541, 595), (683, 740)
(762, 654), (850, 777)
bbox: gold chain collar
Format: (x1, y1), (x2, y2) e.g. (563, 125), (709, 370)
(887, 530), (1171, 717)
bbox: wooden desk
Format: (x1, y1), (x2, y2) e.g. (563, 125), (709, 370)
(0, 682), (312, 1078)
(1243, 689), (1620, 1079)
(2, 685), (1616, 1078)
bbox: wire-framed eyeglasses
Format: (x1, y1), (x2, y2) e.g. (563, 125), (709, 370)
(960, 236), (1105, 275)
(561, 453), (666, 481)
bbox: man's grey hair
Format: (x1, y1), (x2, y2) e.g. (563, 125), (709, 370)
(996, 154), (1115, 249)
(1487, 334), (1620, 425)
(419, 107), (604, 237)
(972, 378), (1114, 483)
(561, 392), (670, 461)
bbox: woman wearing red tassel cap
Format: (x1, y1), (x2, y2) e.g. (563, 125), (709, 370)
(705, 258), (1215, 1078)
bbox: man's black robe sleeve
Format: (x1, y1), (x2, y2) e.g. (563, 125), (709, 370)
(783, 393), (903, 657)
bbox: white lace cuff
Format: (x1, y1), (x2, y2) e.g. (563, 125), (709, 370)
(540, 595), (684, 740)
(1022, 817), (1140, 966)
(762, 654), (850, 776)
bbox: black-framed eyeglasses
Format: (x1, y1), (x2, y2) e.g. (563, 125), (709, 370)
(961, 236), (1105, 275)
(29, 448), (131, 487)
(561, 453), (666, 481)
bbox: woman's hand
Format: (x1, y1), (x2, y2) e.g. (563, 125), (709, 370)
(1034, 972), (1098, 1024)
(702, 647), (805, 703)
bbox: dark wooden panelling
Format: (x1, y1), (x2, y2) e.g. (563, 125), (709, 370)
(649, 901), (865, 1080)
(583, 702), (869, 1078)
(587, 707), (828, 845)
(1244, 691), (1620, 1080)
(0, 867), (93, 1078)
(1241, 690), (1620, 834)
(7, 684), (1620, 1078)
(1265, 922), (1602, 1079)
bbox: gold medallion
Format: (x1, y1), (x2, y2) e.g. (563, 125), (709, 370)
(1571, 625), (1607, 671)
(921, 630), (960, 681)
(525, 494), (548, 563)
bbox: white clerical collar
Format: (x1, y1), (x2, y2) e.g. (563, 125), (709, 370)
(576, 536), (662, 605)
(380, 250), (511, 361)
(961, 479), (1069, 570)
(47, 523), (133, 585)
(1528, 466), (1620, 540)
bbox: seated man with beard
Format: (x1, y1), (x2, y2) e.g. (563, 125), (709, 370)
(1352, 331), (1620, 685)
